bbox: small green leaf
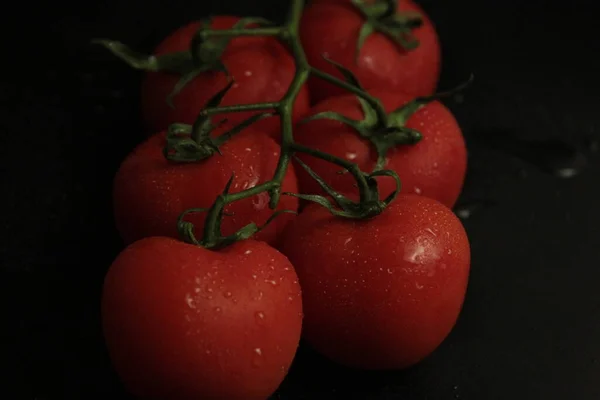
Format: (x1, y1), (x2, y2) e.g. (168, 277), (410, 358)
(284, 192), (358, 219)
(389, 73), (475, 123)
(322, 55), (364, 90)
(255, 210), (298, 234)
(92, 39), (160, 71)
(93, 39), (195, 74)
(356, 22), (375, 58)
(381, 0), (399, 19)
(166, 67), (204, 108)
(163, 123), (216, 162)
(356, 96), (381, 129)
(377, 24), (419, 51)
(214, 112), (274, 147)
(301, 110), (361, 128)
(167, 123), (193, 136)
(222, 173), (236, 195)
(293, 156), (356, 212)
(207, 79), (236, 109)
(388, 11), (423, 29)
(176, 207), (210, 245)
(234, 16), (275, 28)
(369, 169), (401, 205)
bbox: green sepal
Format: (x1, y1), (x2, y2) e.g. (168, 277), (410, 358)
(350, 0), (424, 57)
(388, 73), (475, 125)
(163, 123), (218, 162)
(288, 156), (392, 219)
(322, 55), (365, 90)
(177, 208), (210, 245)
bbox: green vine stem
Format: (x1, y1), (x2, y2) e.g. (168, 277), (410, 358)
(181, 0), (404, 249)
(97, 0), (434, 249)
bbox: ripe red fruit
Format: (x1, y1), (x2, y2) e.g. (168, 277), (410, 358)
(141, 16), (310, 140)
(280, 194), (470, 369)
(102, 237), (303, 399)
(294, 89), (467, 208)
(300, 0), (441, 103)
(113, 127), (298, 246)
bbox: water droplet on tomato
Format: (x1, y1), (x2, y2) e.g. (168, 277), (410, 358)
(387, 268), (394, 274)
(252, 348), (263, 367)
(185, 294), (196, 309)
(214, 306), (222, 313)
(205, 349), (211, 355)
(447, 249), (452, 255)
(255, 311), (265, 325)
(265, 279), (278, 286)
(414, 187), (422, 194)
(244, 70), (253, 77)
(207, 288), (213, 293)
(345, 152), (357, 160)
(194, 287), (201, 293)
(415, 282), (424, 290)
(245, 249), (252, 255)
(255, 291), (264, 301)
(224, 291), (232, 299)
(252, 274), (257, 280)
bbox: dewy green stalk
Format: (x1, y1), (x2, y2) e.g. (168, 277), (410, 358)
(97, 0), (415, 249)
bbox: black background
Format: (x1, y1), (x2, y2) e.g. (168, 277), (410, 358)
(3, 0), (600, 398)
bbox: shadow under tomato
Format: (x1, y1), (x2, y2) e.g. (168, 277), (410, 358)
(272, 340), (425, 400)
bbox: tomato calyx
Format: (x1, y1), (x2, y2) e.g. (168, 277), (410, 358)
(287, 156), (401, 219)
(163, 81), (273, 162)
(177, 177), (296, 250)
(92, 17), (273, 107)
(350, 0), (424, 56)
(303, 73), (475, 171)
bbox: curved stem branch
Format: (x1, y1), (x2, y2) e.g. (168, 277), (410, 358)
(310, 67), (388, 123)
(176, 0), (399, 249)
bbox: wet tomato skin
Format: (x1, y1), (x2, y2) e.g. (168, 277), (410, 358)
(300, 0), (441, 103)
(280, 194), (470, 369)
(102, 237), (303, 399)
(113, 127), (298, 247)
(141, 16), (310, 141)
(294, 89), (467, 208)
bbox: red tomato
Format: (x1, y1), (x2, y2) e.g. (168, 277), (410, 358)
(300, 0), (440, 103)
(102, 237), (303, 399)
(280, 194), (470, 369)
(142, 16), (310, 141)
(294, 89), (467, 208)
(113, 127), (298, 246)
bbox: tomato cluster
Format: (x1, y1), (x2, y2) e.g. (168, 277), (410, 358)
(99, 1), (471, 399)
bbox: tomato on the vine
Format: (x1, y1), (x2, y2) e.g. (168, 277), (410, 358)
(294, 89), (467, 208)
(141, 16), (310, 140)
(300, 0), (440, 103)
(102, 237), (303, 399)
(113, 127), (298, 247)
(280, 194), (470, 369)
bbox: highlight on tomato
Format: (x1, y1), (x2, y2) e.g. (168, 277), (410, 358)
(280, 194), (470, 369)
(102, 237), (303, 400)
